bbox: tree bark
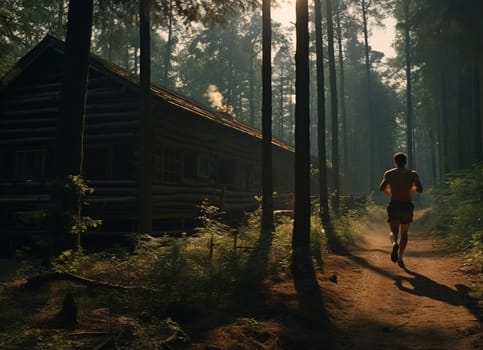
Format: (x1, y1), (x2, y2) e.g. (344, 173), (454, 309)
(163, 0), (173, 87)
(477, 62), (483, 162)
(261, 0), (274, 236)
(326, 0), (339, 212)
(361, 0), (374, 191)
(138, 0), (153, 233)
(54, 0), (93, 252)
(335, 0), (349, 193)
(314, 0), (330, 226)
(55, 0), (93, 177)
(292, 0), (311, 258)
(404, 0), (414, 168)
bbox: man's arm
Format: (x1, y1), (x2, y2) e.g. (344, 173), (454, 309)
(379, 172), (390, 195)
(412, 172), (423, 193)
(379, 177), (389, 192)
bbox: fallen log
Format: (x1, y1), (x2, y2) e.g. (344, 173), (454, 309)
(26, 272), (159, 293)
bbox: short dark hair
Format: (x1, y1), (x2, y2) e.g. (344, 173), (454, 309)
(394, 152), (407, 166)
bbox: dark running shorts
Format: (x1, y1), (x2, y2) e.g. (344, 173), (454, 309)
(387, 200), (414, 224)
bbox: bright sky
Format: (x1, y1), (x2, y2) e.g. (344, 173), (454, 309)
(271, 1), (396, 60)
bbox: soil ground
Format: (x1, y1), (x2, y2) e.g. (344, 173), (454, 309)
(319, 214), (482, 350)
(0, 212), (482, 349)
(201, 212), (482, 349)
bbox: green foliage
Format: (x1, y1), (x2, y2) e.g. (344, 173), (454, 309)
(468, 231), (483, 272)
(50, 249), (91, 274)
(125, 200), (241, 306)
(195, 199), (233, 258)
(271, 215), (294, 272)
(0, 0), (67, 76)
(312, 197), (364, 253)
(48, 175), (102, 249)
(129, 317), (189, 349)
(0, 200), (337, 348)
(428, 164), (483, 269)
(309, 213), (328, 265)
(124, 199), (332, 308)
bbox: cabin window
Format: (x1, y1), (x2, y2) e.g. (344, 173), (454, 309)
(273, 166), (281, 189)
(183, 152), (211, 180)
(183, 151), (197, 179)
(242, 165), (257, 191)
(162, 147), (182, 183)
(217, 159), (237, 185)
(14, 149), (45, 181)
(84, 145), (133, 181)
(198, 155), (211, 178)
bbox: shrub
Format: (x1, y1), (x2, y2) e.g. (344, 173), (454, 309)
(428, 163), (483, 271)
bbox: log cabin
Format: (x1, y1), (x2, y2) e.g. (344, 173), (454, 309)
(0, 35), (303, 248)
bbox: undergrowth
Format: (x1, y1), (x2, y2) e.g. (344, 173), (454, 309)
(125, 199), (330, 308)
(1, 197), (359, 349)
(426, 163), (483, 272)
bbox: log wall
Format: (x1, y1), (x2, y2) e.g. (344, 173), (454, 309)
(0, 36), (296, 238)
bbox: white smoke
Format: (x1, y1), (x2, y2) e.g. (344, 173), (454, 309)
(204, 84), (235, 117)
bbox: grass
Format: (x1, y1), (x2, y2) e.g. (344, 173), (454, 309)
(0, 198), (366, 349)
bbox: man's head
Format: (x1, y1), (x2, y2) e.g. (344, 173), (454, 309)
(393, 152), (407, 167)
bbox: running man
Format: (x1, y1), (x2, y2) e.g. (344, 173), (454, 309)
(379, 152), (423, 268)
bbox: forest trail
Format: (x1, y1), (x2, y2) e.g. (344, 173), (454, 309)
(321, 212), (482, 350)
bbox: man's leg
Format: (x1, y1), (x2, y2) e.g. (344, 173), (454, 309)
(398, 223), (410, 264)
(389, 220), (400, 262)
(389, 220), (399, 243)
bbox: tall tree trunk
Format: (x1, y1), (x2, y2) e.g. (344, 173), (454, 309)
(57, 0), (64, 32)
(439, 66), (449, 175)
(457, 58), (463, 169)
(326, 0), (339, 212)
(314, 0), (330, 226)
(55, 0), (93, 251)
(163, 0), (173, 87)
(226, 24), (235, 108)
(107, 29), (113, 62)
(249, 47), (255, 126)
(404, 0), (413, 168)
(261, 0), (273, 235)
(292, 0), (311, 258)
(124, 41), (130, 71)
(138, 0), (153, 233)
(361, 0), (374, 191)
(477, 61), (483, 162)
(56, 0), (93, 177)
(134, 45), (139, 74)
(279, 65), (285, 138)
(335, 0), (349, 193)
(430, 129), (438, 183)
(290, 83), (294, 145)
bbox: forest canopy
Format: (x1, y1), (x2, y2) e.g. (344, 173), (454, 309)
(1, 0), (482, 193)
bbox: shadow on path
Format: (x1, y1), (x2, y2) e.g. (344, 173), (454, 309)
(343, 243), (482, 324)
(234, 231), (334, 348)
(346, 253), (395, 280)
(290, 255), (334, 347)
(395, 267), (482, 322)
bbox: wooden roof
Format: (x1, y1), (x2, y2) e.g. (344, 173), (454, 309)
(0, 35), (294, 153)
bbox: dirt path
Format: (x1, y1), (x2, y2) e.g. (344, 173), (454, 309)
(321, 214), (482, 350)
